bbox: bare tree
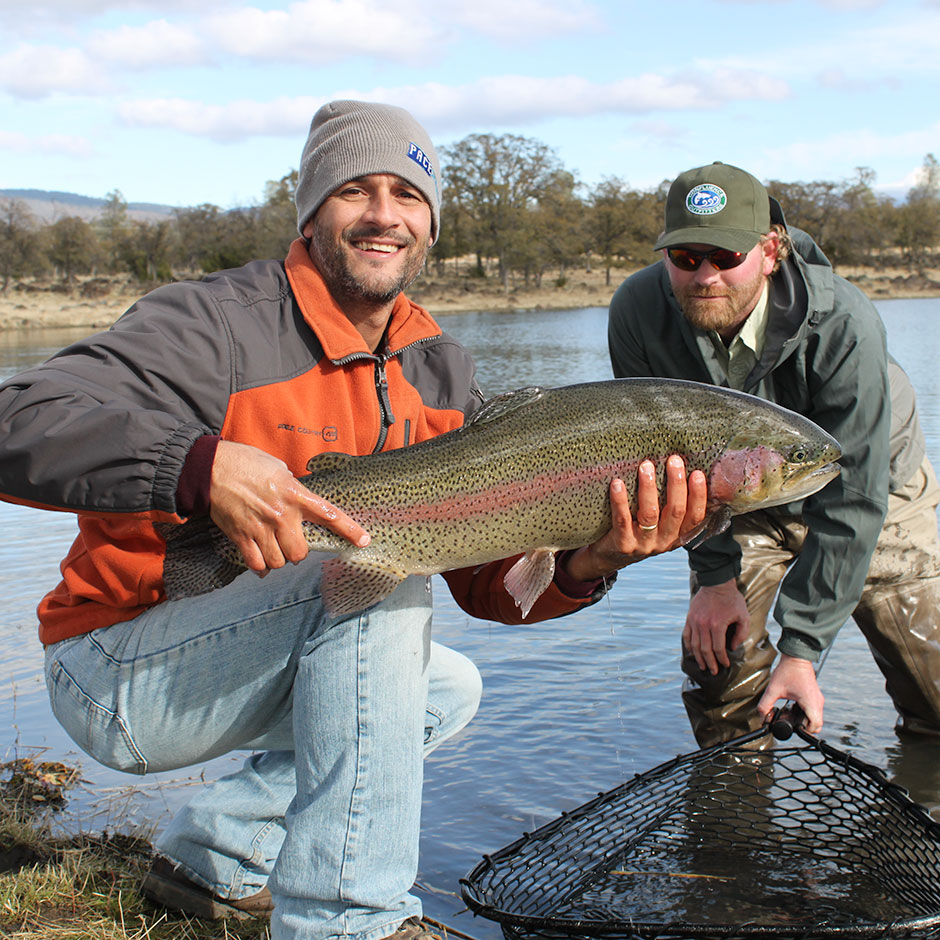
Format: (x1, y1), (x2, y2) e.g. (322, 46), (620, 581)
(0, 199), (42, 291)
(47, 216), (101, 286)
(897, 154), (940, 271)
(442, 133), (565, 290)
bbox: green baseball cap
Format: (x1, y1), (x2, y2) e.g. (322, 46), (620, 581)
(654, 161), (771, 254)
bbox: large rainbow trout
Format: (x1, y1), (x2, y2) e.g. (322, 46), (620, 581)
(159, 378), (840, 617)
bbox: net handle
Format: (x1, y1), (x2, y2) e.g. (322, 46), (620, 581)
(769, 701), (806, 740)
(768, 645), (830, 740)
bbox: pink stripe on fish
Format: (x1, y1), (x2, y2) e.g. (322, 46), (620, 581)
(363, 458), (643, 524)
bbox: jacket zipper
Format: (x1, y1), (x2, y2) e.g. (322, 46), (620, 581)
(334, 335), (439, 455)
(373, 356), (395, 453)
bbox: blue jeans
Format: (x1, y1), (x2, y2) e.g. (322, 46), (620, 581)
(43, 558), (482, 940)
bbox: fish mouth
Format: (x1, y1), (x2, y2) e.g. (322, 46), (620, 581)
(807, 461), (840, 479)
(782, 460), (841, 497)
(755, 461), (841, 512)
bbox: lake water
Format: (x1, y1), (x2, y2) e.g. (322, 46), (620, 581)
(2, 299), (940, 935)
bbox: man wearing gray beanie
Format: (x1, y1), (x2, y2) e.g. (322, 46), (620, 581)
(0, 100), (706, 940)
(296, 99), (442, 242)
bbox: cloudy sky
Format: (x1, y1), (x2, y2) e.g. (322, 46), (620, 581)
(2, 0), (939, 210)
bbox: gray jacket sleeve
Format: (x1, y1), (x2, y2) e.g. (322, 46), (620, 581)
(0, 282), (232, 515)
(773, 281), (891, 660)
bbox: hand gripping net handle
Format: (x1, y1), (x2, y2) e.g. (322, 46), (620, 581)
(460, 715), (940, 939)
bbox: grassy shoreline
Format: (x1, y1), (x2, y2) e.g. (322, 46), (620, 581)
(1, 758), (480, 940)
(0, 757), (272, 939)
(2, 263), (939, 333)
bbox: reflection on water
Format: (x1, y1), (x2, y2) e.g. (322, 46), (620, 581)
(1, 301), (939, 935)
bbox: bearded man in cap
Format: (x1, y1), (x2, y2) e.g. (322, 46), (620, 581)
(608, 161), (940, 745)
(0, 101), (708, 940)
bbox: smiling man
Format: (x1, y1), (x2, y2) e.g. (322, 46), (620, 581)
(608, 161), (940, 746)
(0, 101), (708, 940)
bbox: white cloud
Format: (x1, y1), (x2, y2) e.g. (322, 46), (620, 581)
(714, 0), (885, 6)
(114, 71), (790, 142)
(699, 9), (940, 80)
(816, 68), (903, 93)
(628, 120), (688, 143)
(87, 19), (206, 68)
(808, 14), (940, 77)
(0, 0), (229, 18)
(761, 120), (940, 183)
(2, 0), (606, 84)
(0, 130), (94, 156)
(0, 44), (108, 98)
(115, 95), (328, 141)
(0, 0), (228, 40)
(200, 0), (599, 62)
(441, 0), (602, 40)
(204, 0), (442, 64)
(814, 0), (884, 8)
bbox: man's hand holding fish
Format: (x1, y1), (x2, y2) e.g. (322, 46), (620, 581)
(563, 456), (708, 583)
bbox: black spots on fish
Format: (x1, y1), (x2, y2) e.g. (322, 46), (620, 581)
(160, 516), (246, 599)
(304, 452), (356, 474)
(319, 557), (409, 616)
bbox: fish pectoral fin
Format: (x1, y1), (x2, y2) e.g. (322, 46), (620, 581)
(503, 549), (556, 620)
(681, 505), (733, 549)
(319, 557), (409, 617)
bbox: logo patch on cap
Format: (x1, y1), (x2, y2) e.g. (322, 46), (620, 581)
(686, 183), (727, 216)
(407, 142), (435, 179)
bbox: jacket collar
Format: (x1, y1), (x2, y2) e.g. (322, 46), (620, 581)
(284, 238), (441, 362)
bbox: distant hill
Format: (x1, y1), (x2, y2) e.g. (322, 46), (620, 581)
(0, 188), (178, 223)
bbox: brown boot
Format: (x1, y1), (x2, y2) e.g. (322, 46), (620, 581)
(142, 855), (273, 920)
(387, 917), (443, 940)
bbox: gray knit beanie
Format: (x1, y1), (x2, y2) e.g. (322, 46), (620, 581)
(295, 100), (441, 242)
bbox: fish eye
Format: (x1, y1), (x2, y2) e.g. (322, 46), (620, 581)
(789, 444), (809, 462)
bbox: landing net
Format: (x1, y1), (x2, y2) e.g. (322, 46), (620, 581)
(460, 720), (940, 938)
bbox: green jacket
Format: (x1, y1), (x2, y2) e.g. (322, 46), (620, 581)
(608, 224), (925, 661)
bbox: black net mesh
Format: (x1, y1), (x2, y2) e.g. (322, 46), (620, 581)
(461, 724), (940, 939)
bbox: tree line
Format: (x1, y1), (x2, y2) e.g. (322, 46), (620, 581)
(2, 135), (938, 294)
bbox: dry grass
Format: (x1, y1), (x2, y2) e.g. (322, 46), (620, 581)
(0, 758), (475, 940)
(4, 259), (937, 333)
(0, 757), (271, 940)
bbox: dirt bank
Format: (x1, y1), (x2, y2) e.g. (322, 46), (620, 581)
(2, 263), (939, 332)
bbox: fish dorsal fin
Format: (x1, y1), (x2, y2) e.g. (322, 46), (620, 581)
(503, 548), (557, 619)
(305, 452), (356, 474)
(465, 386), (545, 428)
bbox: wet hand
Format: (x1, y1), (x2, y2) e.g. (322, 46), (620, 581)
(758, 654), (824, 734)
(563, 455), (707, 582)
(208, 440), (370, 574)
(683, 579), (750, 675)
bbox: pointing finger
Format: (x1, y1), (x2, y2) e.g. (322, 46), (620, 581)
(297, 486), (371, 547)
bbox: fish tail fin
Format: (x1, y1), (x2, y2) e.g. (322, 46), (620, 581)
(155, 518), (245, 600)
(319, 557), (409, 617)
(503, 549), (556, 619)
